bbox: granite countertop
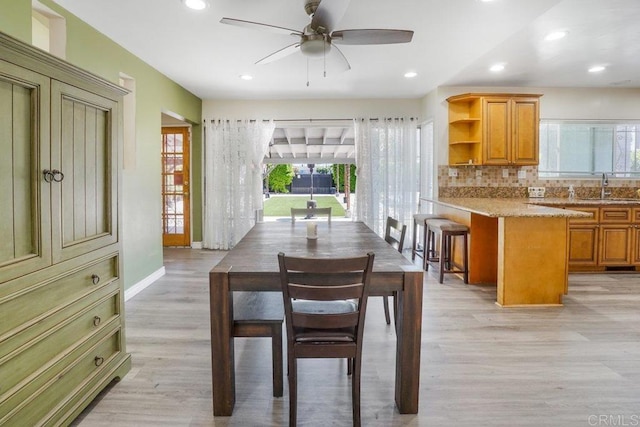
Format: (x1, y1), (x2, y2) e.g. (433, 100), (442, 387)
(424, 198), (593, 218)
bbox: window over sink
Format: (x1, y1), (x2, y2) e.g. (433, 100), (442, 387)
(539, 120), (640, 178)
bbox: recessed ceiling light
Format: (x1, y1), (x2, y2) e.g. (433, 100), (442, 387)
(588, 65), (606, 73)
(182, 0), (208, 10)
(404, 71), (418, 78)
(489, 63), (505, 72)
(545, 30), (568, 41)
(239, 74), (253, 81)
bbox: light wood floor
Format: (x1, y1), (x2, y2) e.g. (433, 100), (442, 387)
(73, 248), (640, 427)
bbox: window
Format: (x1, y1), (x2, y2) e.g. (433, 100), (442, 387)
(32, 1), (66, 58)
(539, 121), (640, 177)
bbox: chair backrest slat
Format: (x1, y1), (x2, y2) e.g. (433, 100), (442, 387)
(385, 216), (407, 254)
(292, 312), (360, 329)
(288, 283), (364, 301)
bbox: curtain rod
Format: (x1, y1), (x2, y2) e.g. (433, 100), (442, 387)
(205, 117), (418, 123)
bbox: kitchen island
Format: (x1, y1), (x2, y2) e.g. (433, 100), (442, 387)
(422, 198), (591, 306)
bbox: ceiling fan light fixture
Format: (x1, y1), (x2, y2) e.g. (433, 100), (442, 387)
(300, 34), (331, 57)
(182, 0), (208, 11)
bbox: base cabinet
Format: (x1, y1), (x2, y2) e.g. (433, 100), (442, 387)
(566, 205), (640, 271)
(0, 32), (130, 426)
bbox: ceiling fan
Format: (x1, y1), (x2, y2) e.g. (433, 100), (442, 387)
(220, 0), (414, 74)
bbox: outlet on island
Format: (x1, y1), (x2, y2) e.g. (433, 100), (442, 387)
(527, 187), (546, 198)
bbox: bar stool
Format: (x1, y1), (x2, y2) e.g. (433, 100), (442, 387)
(412, 213), (444, 270)
(425, 219), (469, 284)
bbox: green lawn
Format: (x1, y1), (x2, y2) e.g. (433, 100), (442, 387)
(263, 195), (346, 217)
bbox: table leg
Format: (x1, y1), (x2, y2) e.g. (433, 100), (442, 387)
(394, 268), (423, 413)
(210, 268), (235, 415)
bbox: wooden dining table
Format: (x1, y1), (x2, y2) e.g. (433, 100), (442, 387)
(209, 221), (424, 416)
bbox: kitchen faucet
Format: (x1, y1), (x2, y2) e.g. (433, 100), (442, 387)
(600, 172), (611, 199)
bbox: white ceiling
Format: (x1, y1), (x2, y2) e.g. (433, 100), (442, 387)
(51, 0), (640, 101)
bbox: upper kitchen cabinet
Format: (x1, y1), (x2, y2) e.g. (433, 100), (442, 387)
(447, 93), (541, 166)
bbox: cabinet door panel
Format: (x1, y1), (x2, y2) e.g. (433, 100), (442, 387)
(483, 98), (510, 165)
(599, 225), (632, 265)
(568, 226), (599, 266)
(51, 81), (118, 262)
(0, 62), (51, 283)
(511, 99), (539, 165)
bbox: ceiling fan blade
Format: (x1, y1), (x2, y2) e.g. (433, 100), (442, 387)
(255, 43), (301, 65)
(220, 18), (302, 37)
(330, 44), (351, 72)
(332, 29), (414, 45)
(310, 0), (351, 33)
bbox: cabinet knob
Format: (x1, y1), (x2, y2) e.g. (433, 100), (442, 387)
(91, 274), (100, 285)
(52, 169), (65, 182)
(42, 169), (65, 182)
(93, 316), (102, 327)
(43, 169), (54, 183)
(94, 356), (104, 367)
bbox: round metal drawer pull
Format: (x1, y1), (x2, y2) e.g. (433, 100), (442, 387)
(94, 356), (104, 367)
(42, 169), (65, 182)
(93, 316), (101, 326)
(91, 274), (100, 285)
(52, 169), (65, 182)
(43, 169), (55, 183)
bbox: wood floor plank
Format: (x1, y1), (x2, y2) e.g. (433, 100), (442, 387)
(72, 248), (640, 427)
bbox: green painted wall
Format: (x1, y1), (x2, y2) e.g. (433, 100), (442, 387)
(0, 0), (203, 290)
(0, 0), (31, 43)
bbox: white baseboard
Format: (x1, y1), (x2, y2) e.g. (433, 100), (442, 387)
(191, 241), (203, 249)
(124, 266), (166, 301)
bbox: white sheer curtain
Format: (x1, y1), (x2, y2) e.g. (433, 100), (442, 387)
(203, 119), (275, 249)
(354, 118), (420, 237)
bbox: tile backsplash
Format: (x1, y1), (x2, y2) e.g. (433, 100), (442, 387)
(438, 165), (640, 199)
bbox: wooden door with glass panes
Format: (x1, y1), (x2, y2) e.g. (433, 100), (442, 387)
(162, 127), (190, 246)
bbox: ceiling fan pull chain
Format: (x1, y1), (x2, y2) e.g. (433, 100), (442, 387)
(323, 36), (327, 77)
(307, 58), (310, 87)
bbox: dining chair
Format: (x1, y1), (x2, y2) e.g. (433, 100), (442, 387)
(382, 216), (406, 326)
(278, 252), (375, 427)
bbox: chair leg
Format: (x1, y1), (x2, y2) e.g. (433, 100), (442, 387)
(424, 226), (431, 271)
(352, 357), (362, 427)
(347, 358), (353, 376)
(382, 295), (391, 325)
(411, 221), (418, 261)
(463, 232), (469, 284)
(288, 357), (297, 426)
(271, 324), (283, 397)
(439, 232), (446, 284)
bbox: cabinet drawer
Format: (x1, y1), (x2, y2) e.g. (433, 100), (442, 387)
(0, 292), (119, 397)
(0, 327), (122, 425)
(633, 208), (640, 223)
(0, 256), (118, 338)
(567, 207), (599, 224)
(600, 207), (632, 223)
